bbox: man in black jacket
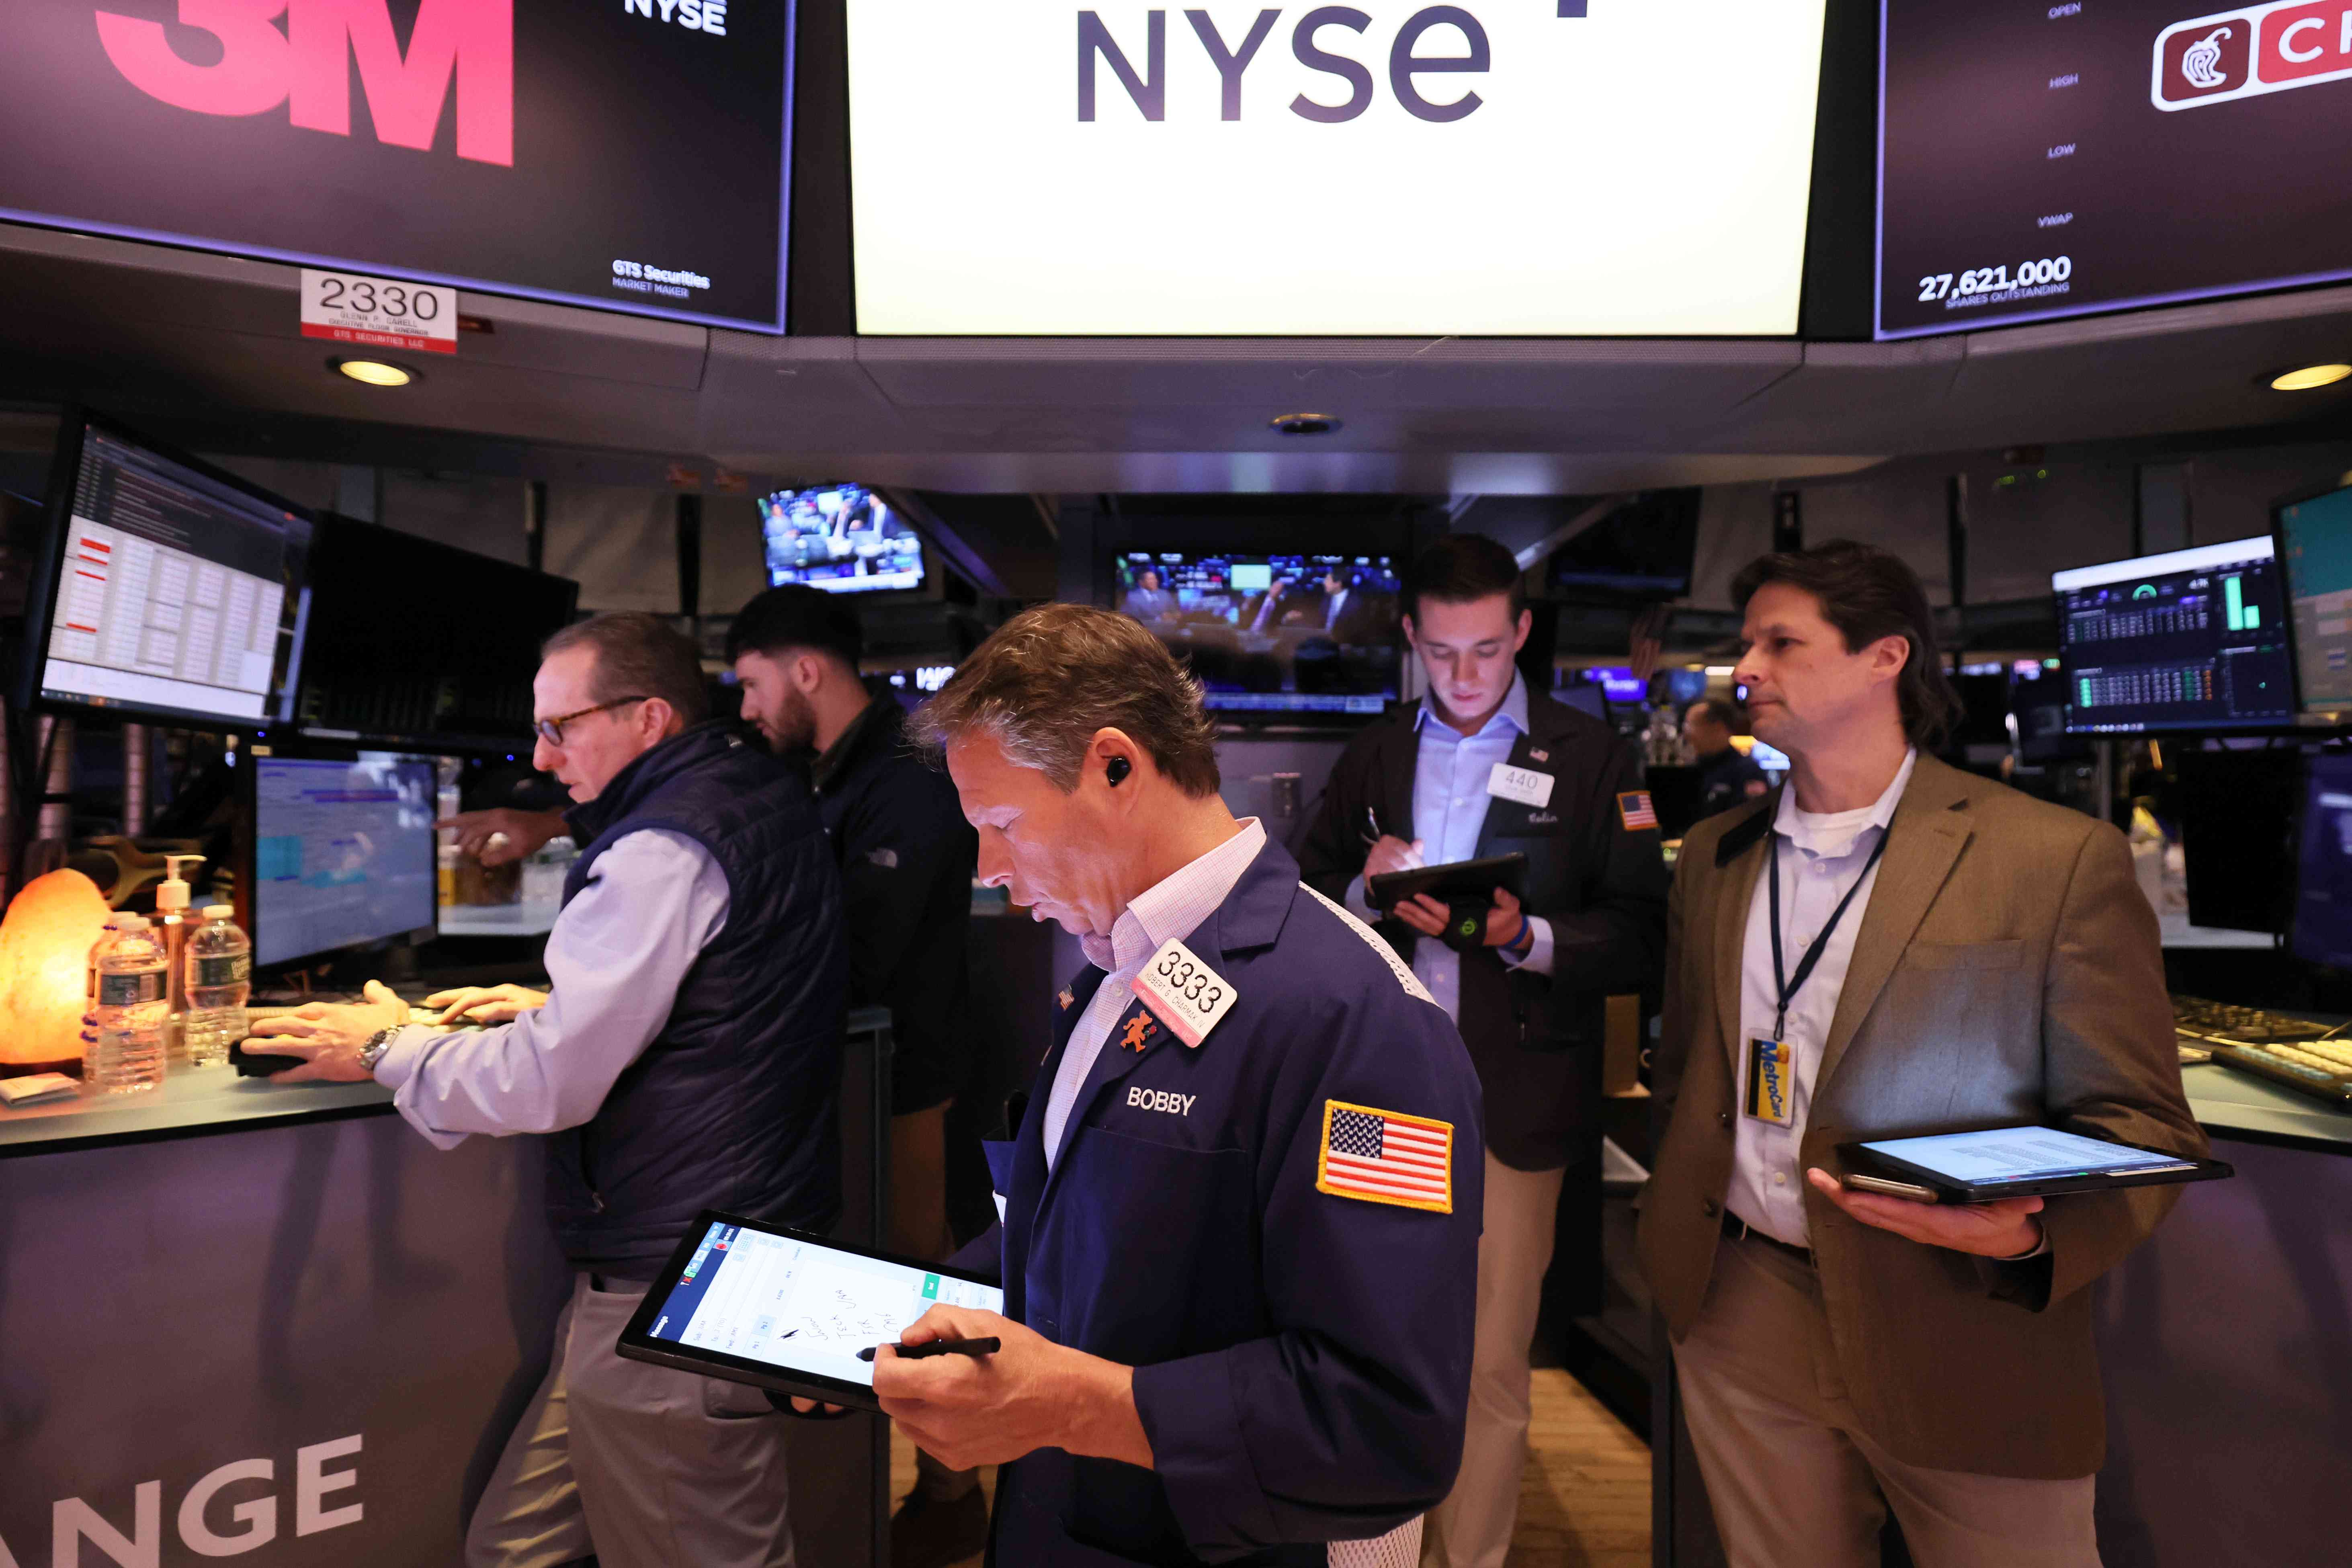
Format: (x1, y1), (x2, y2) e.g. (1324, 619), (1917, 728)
(1298, 535), (1668, 1568)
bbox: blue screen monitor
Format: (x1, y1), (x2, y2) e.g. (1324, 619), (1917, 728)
(762, 484), (926, 594)
(251, 750), (439, 968)
(1578, 667), (1649, 705)
(2053, 536), (2294, 734)
(2277, 486), (2352, 721)
(2295, 752), (2352, 969)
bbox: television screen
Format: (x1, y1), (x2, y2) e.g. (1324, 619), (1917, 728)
(0, 0), (791, 330)
(1112, 552), (1402, 716)
(2277, 485), (2352, 718)
(2294, 750), (2352, 966)
(1547, 491), (1702, 600)
(847, 0), (1828, 334)
(1878, 0), (2352, 338)
(2053, 537), (2294, 734)
(1578, 668), (1649, 705)
(18, 415), (312, 729)
(763, 485), (926, 594)
(250, 749), (439, 969)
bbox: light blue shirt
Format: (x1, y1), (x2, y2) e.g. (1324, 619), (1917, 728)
(1349, 672), (1554, 1024)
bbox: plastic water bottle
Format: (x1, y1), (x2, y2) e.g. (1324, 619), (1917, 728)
(182, 904), (251, 1068)
(88, 916), (169, 1093)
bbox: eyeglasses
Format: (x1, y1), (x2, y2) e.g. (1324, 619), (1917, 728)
(534, 697), (647, 746)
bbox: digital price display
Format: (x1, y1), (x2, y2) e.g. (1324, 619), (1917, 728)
(0, 0), (792, 330)
(1878, 0), (2352, 338)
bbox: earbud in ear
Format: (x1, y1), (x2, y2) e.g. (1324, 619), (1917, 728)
(1106, 756), (1132, 786)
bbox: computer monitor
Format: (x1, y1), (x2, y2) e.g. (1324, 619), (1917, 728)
(17, 414), (313, 728)
(2178, 747), (2299, 936)
(2275, 484), (2352, 722)
(2293, 750), (2352, 968)
(1577, 667), (1649, 705)
(248, 748), (439, 969)
(2052, 536), (2294, 734)
(1545, 490), (1702, 601)
(1111, 551), (1403, 717)
(762, 484), (926, 594)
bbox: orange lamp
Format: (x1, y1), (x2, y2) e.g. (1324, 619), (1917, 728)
(0, 869), (113, 1072)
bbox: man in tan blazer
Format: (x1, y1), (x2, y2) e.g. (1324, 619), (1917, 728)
(1638, 541), (2207, 1568)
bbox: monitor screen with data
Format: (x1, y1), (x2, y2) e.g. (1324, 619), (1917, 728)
(2053, 536), (2293, 734)
(22, 418), (311, 728)
(2277, 485), (2352, 719)
(251, 751), (439, 968)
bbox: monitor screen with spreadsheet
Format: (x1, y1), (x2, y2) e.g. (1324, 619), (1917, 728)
(250, 750), (439, 969)
(2276, 485), (2352, 721)
(2053, 537), (2293, 735)
(18, 416), (312, 728)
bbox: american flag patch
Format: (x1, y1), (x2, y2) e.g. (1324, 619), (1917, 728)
(1317, 1101), (1454, 1213)
(1617, 791), (1658, 832)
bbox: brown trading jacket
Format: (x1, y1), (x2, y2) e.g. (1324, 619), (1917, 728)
(1637, 752), (2208, 1479)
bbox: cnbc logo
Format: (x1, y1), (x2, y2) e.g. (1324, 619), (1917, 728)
(2154, 0), (2352, 108)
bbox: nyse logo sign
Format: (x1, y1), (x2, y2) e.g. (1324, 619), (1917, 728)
(2154, 0), (2352, 107)
(95, 0), (514, 164)
(1079, 6), (1497, 123)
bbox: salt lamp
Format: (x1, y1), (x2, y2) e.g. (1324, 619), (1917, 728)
(0, 869), (112, 1072)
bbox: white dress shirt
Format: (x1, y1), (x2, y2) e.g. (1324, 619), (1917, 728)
(373, 828), (730, 1150)
(1042, 818), (1269, 1170)
(1345, 673), (1553, 1025)
(1726, 749), (1918, 1246)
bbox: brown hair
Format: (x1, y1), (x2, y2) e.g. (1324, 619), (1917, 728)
(1684, 696), (1744, 732)
(542, 612), (711, 728)
(910, 603), (1221, 797)
(1730, 541), (1961, 749)
(1403, 533), (1526, 624)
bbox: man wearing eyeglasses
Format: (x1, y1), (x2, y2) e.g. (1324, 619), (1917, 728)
(249, 611), (848, 1568)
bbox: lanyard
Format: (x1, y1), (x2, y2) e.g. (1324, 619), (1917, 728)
(1767, 826), (1891, 1039)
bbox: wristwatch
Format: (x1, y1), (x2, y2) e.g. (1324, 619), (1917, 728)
(358, 1026), (401, 1076)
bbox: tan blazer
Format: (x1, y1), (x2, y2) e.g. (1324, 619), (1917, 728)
(1636, 753), (2207, 1479)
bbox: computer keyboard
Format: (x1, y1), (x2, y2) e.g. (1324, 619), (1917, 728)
(2172, 995), (2352, 1108)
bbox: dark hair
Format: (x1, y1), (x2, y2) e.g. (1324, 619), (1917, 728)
(910, 603), (1221, 797)
(725, 584), (864, 670)
(1729, 540), (1961, 748)
(541, 611), (711, 728)
(1685, 696), (1743, 732)
(1402, 534), (1526, 624)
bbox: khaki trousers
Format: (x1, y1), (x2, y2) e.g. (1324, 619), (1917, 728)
(465, 1273), (795, 1568)
(1674, 1232), (2101, 1568)
(1423, 1152), (1567, 1568)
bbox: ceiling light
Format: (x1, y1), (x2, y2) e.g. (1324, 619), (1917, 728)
(1270, 411), (1341, 436)
(333, 358), (415, 387)
(2268, 363), (2352, 391)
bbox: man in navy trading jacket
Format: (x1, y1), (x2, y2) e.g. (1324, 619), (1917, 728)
(875, 603), (1485, 1567)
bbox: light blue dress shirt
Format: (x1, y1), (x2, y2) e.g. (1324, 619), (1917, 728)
(1349, 673), (1554, 1025)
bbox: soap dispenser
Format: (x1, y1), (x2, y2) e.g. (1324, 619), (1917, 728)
(155, 853), (205, 1050)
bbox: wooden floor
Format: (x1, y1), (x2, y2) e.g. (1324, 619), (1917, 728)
(886, 1366), (1650, 1567)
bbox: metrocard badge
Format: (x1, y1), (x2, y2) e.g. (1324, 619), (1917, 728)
(1133, 938), (1239, 1049)
(1744, 1037), (1797, 1127)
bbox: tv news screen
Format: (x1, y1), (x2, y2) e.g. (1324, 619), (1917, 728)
(762, 485), (927, 594)
(1113, 551), (1402, 716)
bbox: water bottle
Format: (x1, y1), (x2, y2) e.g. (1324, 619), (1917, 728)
(183, 904), (252, 1068)
(88, 916), (168, 1093)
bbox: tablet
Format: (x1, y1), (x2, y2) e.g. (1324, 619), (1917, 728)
(614, 1212), (1004, 1411)
(1367, 852), (1527, 914)
(1838, 1127), (2232, 1203)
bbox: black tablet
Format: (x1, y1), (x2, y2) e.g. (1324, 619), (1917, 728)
(614, 1212), (1004, 1412)
(1367, 852), (1528, 914)
(1838, 1127), (2233, 1204)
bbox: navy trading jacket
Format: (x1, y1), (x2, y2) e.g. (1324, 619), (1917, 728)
(981, 838), (1484, 1567)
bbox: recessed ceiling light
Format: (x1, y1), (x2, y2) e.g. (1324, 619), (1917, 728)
(2268, 363), (2352, 391)
(1270, 411), (1341, 436)
(333, 357), (415, 387)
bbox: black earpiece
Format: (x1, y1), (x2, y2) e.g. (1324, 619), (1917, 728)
(1106, 756), (1132, 786)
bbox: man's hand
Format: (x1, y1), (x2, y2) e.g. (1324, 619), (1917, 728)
(1806, 1168), (2044, 1259)
(438, 808), (566, 866)
(1363, 834), (1425, 883)
(871, 1305), (1152, 1472)
(425, 984), (549, 1026)
(1394, 885), (1526, 947)
(244, 980), (408, 1083)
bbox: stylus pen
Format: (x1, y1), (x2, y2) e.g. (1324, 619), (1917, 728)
(856, 1336), (1002, 1363)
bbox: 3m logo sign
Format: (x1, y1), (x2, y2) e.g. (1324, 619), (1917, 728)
(2155, 0), (2352, 108)
(96, 0), (514, 164)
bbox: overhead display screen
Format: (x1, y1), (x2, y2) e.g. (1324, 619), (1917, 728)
(2053, 536), (2294, 734)
(0, 0), (791, 331)
(847, 0), (1830, 335)
(1879, 0), (2352, 338)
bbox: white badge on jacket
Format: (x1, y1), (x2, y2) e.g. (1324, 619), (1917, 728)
(1134, 938), (1240, 1049)
(1487, 762), (1555, 809)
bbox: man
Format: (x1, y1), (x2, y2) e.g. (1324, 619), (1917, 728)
(1121, 566), (1177, 623)
(1684, 696), (1770, 821)
(1297, 533), (1669, 1568)
(252, 612), (847, 1568)
(725, 584), (988, 1568)
(1638, 541), (2207, 1568)
(873, 603), (1483, 1567)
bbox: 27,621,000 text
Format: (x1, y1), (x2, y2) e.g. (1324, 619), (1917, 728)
(1917, 256), (2073, 304)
